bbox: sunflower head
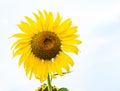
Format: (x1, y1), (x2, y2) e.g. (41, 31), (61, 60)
(31, 31), (61, 60)
(36, 84), (58, 91)
(12, 10), (82, 82)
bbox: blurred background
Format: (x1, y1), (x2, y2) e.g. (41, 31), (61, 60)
(0, 0), (120, 91)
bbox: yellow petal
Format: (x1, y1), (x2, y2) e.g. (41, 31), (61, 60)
(44, 10), (49, 18)
(29, 55), (40, 80)
(47, 61), (54, 74)
(44, 10), (54, 31)
(24, 16), (35, 25)
(43, 61), (48, 77)
(13, 45), (31, 57)
(38, 10), (45, 31)
(58, 52), (70, 71)
(52, 13), (62, 30)
(44, 10), (50, 30)
(17, 22), (32, 34)
(61, 52), (74, 66)
(48, 12), (54, 29)
(38, 61), (47, 82)
(24, 53), (34, 77)
(61, 45), (79, 54)
(59, 26), (78, 38)
(29, 69), (33, 80)
(25, 16), (39, 34)
(33, 12), (42, 32)
(35, 59), (43, 76)
(55, 18), (72, 34)
(61, 34), (80, 40)
(11, 38), (31, 50)
(54, 56), (63, 76)
(62, 39), (82, 45)
(12, 33), (30, 38)
(18, 50), (30, 67)
(32, 59), (39, 75)
(13, 43), (29, 52)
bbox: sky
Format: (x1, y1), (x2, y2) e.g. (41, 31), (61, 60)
(0, 0), (120, 91)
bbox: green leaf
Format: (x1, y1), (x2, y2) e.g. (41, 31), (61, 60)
(54, 71), (72, 76)
(58, 88), (69, 91)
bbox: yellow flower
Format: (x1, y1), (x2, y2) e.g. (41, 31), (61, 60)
(36, 84), (58, 91)
(12, 10), (81, 82)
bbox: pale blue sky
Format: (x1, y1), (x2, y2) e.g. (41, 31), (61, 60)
(0, 0), (120, 91)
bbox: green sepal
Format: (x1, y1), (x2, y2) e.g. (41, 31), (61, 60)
(58, 88), (69, 91)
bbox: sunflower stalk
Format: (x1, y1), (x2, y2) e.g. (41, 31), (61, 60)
(47, 74), (52, 91)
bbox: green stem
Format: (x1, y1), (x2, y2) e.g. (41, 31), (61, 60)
(47, 74), (52, 91)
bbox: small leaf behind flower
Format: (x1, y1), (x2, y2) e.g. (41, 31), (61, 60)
(54, 71), (72, 76)
(58, 88), (69, 91)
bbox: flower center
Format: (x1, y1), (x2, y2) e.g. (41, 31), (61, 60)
(31, 31), (61, 60)
(44, 38), (51, 45)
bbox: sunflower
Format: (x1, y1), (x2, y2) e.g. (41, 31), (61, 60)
(12, 10), (81, 82)
(36, 84), (58, 91)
